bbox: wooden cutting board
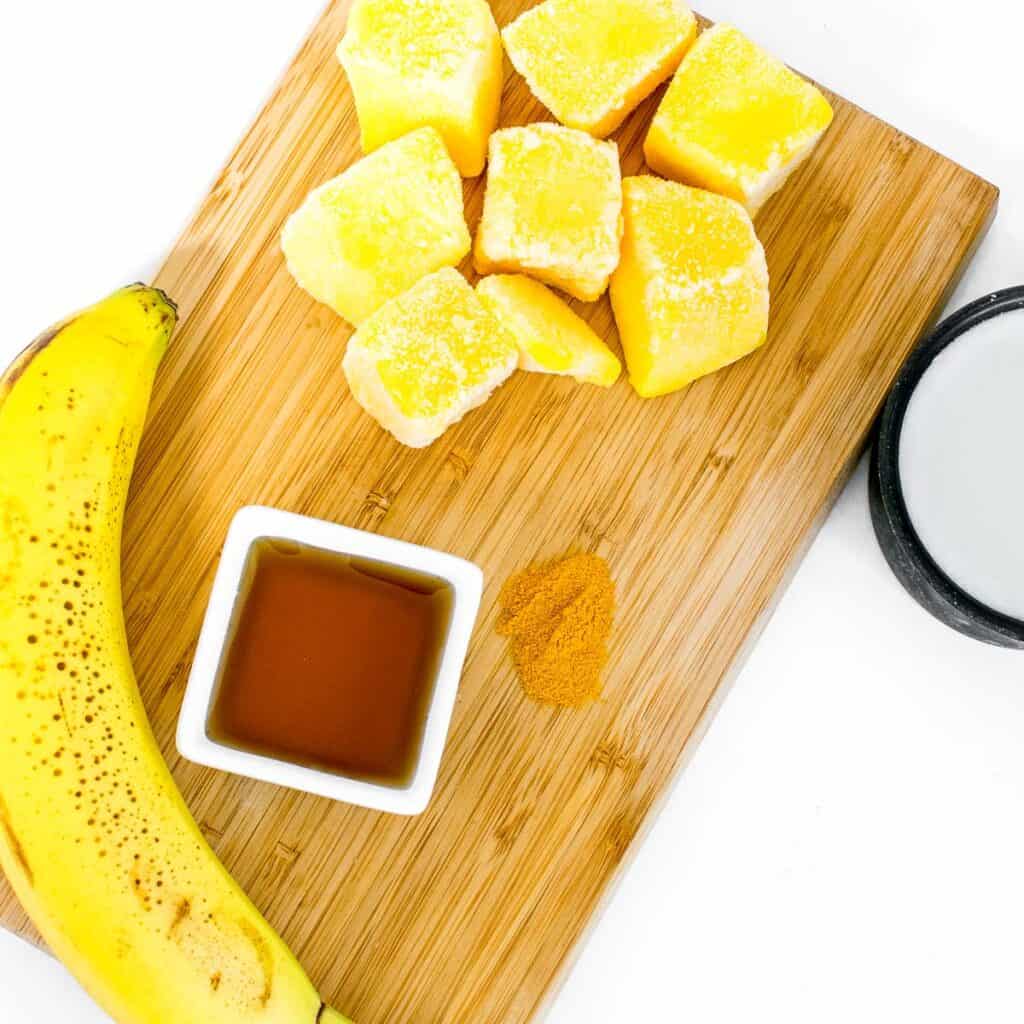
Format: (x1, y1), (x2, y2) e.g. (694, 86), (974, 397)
(0, 2), (997, 1020)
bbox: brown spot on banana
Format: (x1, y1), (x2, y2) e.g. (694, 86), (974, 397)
(236, 917), (274, 1007)
(210, 971), (222, 992)
(130, 862), (152, 911)
(57, 692), (73, 736)
(169, 897), (191, 938)
(0, 792), (33, 885)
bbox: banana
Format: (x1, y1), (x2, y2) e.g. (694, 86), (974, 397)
(0, 286), (351, 1024)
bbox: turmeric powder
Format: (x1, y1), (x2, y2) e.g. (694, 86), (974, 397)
(497, 552), (615, 707)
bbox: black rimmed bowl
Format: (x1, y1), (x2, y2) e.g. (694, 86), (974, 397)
(870, 286), (1024, 649)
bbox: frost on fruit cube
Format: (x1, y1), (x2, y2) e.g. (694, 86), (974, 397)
(501, 0), (697, 138)
(610, 176), (770, 398)
(280, 127), (470, 326)
(342, 268), (518, 448)
(477, 274), (620, 387)
(644, 24), (834, 215)
(473, 124), (623, 303)
(337, 0), (503, 177)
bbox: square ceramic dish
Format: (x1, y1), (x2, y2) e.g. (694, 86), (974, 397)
(176, 505), (483, 814)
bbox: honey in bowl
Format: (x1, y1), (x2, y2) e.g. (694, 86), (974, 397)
(207, 537), (453, 788)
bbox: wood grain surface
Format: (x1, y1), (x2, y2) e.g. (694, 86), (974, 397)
(0, 3), (998, 1021)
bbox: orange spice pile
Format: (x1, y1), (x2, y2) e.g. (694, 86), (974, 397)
(497, 552), (615, 708)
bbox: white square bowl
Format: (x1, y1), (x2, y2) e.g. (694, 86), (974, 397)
(176, 505), (483, 815)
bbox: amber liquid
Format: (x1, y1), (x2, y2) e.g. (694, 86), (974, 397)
(207, 538), (453, 787)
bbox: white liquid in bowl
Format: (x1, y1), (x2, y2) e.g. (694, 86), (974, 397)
(898, 307), (1024, 621)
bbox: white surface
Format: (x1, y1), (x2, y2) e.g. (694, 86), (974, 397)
(178, 505), (483, 815)
(900, 308), (1024, 620)
(0, 0), (1021, 1021)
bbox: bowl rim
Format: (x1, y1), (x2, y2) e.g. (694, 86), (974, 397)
(871, 285), (1024, 647)
(175, 504), (484, 815)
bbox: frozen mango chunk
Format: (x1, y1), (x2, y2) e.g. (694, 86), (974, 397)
(474, 124), (623, 302)
(610, 176), (769, 398)
(281, 127), (470, 325)
(477, 274), (621, 387)
(342, 268), (518, 447)
(645, 24), (834, 215)
(502, 0), (696, 137)
(337, 0), (503, 176)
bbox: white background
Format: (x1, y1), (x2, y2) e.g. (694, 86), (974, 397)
(0, 0), (1021, 1020)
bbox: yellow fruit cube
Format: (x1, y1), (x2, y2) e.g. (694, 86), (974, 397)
(281, 127), (470, 326)
(644, 24), (834, 215)
(337, 0), (503, 176)
(342, 268), (518, 447)
(477, 274), (621, 387)
(473, 124), (623, 302)
(610, 176), (769, 398)
(501, 0), (697, 137)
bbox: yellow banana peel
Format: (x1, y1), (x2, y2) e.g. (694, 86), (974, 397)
(0, 286), (351, 1024)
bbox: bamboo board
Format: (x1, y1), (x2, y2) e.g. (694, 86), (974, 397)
(0, 2), (998, 1020)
